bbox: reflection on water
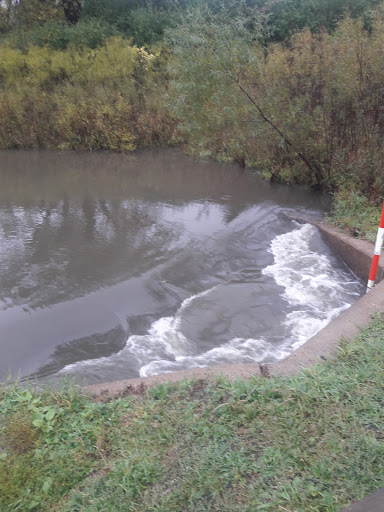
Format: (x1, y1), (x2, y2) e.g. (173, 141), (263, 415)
(0, 149), (363, 384)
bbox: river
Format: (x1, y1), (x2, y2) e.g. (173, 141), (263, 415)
(0, 149), (364, 384)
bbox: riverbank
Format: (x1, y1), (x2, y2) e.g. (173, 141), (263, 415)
(1, 313), (384, 511)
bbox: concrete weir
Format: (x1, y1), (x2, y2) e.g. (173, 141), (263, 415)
(86, 221), (384, 396)
(262, 220), (384, 378)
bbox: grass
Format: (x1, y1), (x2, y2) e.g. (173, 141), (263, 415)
(1, 315), (384, 511)
(328, 190), (382, 242)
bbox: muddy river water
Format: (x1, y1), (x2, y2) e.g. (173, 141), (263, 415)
(0, 149), (364, 384)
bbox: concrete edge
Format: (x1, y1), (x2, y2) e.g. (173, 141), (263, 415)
(86, 363), (261, 396)
(340, 486), (384, 512)
(262, 279), (384, 377)
(262, 218), (384, 377)
(315, 220), (384, 283)
(86, 220), (384, 396)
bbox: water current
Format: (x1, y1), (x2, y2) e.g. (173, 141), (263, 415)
(0, 149), (364, 384)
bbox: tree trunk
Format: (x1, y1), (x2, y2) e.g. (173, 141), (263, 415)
(61, 0), (82, 24)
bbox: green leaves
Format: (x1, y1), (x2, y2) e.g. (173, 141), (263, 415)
(42, 477), (53, 494)
(167, 7), (384, 193)
(32, 406), (57, 432)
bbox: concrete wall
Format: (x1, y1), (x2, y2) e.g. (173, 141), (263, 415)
(262, 221), (384, 377)
(316, 222), (384, 283)
(262, 278), (384, 377)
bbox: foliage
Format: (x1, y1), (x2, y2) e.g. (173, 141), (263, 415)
(64, 0), (181, 47)
(2, 0), (379, 47)
(1, 19), (118, 51)
(80, 0), (383, 40)
(116, 7), (176, 47)
(328, 190), (382, 242)
(0, 38), (179, 151)
(166, 8), (384, 195)
(0, 0), (82, 33)
(2, 314), (384, 510)
(259, 0), (382, 42)
(167, 9), (258, 165)
(0, 1), (384, 210)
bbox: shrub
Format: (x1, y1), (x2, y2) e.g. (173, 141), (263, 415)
(166, 7), (384, 195)
(0, 38), (178, 151)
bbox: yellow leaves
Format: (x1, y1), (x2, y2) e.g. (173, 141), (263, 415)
(0, 36), (172, 151)
(54, 93), (137, 152)
(259, 14), (384, 108)
(0, 47), (27, 86)
(82, 37), (140, 84)
(0, 37), (155, 90)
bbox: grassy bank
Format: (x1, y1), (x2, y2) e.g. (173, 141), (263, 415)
(1, 314), (384, 511)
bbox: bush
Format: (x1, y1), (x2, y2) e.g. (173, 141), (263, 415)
(0, 38), (179, 151)
(1, 19), (117, 51)
(166, 8), (384, 194)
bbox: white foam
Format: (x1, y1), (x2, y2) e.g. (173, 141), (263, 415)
(262, 223), (361, 349)
(58, 223), (362, 381)
(139, 337), (290, 377)
(58, 289), (215, 377)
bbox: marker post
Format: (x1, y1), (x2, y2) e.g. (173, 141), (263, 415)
(367, 200), (384, 292)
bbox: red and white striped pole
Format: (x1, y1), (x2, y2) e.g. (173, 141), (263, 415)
(367, 200), (384, 292)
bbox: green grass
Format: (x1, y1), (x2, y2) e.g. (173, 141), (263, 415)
(328, 190), (382, 242)
(1, 314), (384, 511)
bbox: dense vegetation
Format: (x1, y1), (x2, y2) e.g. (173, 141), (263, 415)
(0, 0), (383, 227)
(1, 0), (381, 47)
(168, 10), (384, 196)
(0, 39), (177, 151)
(1, 314), (384, 510)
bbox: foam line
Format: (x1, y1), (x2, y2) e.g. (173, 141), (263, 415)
(58, 224), (362, 381)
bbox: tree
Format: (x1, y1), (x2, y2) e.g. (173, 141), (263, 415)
(167, 8), (327, 188)
(0, 0), (82, 30)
